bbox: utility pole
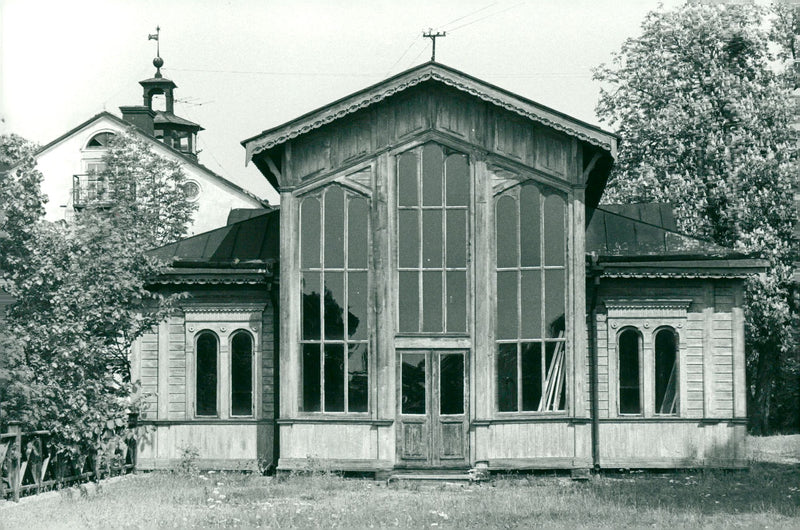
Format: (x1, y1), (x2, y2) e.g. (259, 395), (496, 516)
(423, 29), (446, 62)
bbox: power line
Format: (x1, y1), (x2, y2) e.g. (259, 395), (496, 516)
(164, 67), (378, 77)
(447, 1), (525, 33)
(439, 1), (500, 31)
(384, 34), (423, 77)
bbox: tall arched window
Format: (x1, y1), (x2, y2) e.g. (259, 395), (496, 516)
(231, 331), (253, 416)
(397, 143), (469, 334)
(196, 331), (218, 416)
(300, 185), (369, 413)
(495, 181), (567, 412)
(655, 328), (679, 414)
(618, 328), (642, 414)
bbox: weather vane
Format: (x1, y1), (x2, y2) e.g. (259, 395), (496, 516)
(148, 26), (163, 77)
(423, 29), (446, 62)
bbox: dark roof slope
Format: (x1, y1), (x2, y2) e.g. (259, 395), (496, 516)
(150, 210), (279, 267)
(586, 206), (741, 260)
(598, 203), (677, 231)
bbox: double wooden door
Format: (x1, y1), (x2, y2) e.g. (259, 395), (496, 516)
(397, 350), (469, 468)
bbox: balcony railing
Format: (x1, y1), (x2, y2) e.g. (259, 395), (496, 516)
(72, 174), (112, 208)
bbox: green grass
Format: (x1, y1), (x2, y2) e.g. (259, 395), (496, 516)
(1, 464), (799, 528)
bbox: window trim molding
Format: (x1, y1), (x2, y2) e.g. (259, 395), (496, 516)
(193, 329), (221, 418)
(605, 301), (686, 418)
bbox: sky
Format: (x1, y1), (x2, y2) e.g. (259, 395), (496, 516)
(1, 0), (683, 205)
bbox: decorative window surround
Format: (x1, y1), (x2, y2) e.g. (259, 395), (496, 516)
(604, 298), (690, 418)
(185, 307), (263, 420)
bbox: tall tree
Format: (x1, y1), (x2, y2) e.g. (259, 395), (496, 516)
(1, 129), (197, 456)
(594, 3), (799, 433)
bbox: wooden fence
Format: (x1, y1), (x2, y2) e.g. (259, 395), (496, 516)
(0, 422), (136, 502)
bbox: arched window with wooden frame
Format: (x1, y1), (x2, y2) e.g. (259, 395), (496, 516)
(230, 330), (254, 417)
(495, 180), (567, 413)
(617, 327), (642, 415)
(85, 131), (116, 149)
(654, 327), (679, 415)
(299, 185), (370, 413)
(195, 331), (219, 417)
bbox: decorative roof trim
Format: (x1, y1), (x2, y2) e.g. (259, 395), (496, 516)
(604, 298), (693, 311)
(244, 63), (617, 161)
(599, 271), (754, 280)
(183, 304), (266, 314)
(150, 275), (269, 286)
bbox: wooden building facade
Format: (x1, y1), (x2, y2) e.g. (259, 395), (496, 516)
(134, 63), (763, 472)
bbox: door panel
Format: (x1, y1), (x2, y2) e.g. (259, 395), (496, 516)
(398, 350), (469, 468)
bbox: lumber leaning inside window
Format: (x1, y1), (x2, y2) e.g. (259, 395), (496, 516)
(397, 143), (469, 334)
(654, 327), (679, 415)
(300, 186), (369, 413)
(230, 330), (254, 417)
(195, 331), (219, 416)
(495, 181), (567, 412)
(618, 328), (642, 414)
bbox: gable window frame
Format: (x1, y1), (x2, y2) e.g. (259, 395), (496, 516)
(298, 182), (371, 415)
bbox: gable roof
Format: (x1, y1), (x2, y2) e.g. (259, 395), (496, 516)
(34, 111), (268, 207)
(242, 61), (618, 162)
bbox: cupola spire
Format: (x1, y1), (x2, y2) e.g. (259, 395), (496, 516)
(148, 26), (163, 78)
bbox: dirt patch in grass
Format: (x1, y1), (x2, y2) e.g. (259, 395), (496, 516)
(0, 464), (798, 528)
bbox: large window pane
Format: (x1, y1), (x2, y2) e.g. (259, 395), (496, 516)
(544, 269), (565, 338)
(543, 342), (566, 411)
(520, 270), (541, 339)
(324, 187), (345, 268)
(302, 343), (321, 412)
(422, 210), (443, 268)
(323, 272), (345, 340)
(398, 152), (418, 207)
(520, 185), (541, 267)
(496, 271), (518, 340)
(496, 195), (518, 268)
(348, 197), (369, 269)
(619, 329), (641, 414)
(301, 273), (321, 340)
(446, 209), (467, 268)
(422, 144), (443, 206)
(655, 329), (678, 414)
(231, 332), (253, 416)
(301, 197), (320, 269)
(196, 332), (218, 416)
(422, 272), (443, 333)
(348, 343), (369, 412)
(440, 354), (464, 415)
(497, 343), (518, 412)
(445, 154), (469, 206)
(402, 353), (426, 414)
(348, 272), (368, 341)
(543, 191), (565, 266)
(398, 210), (419, 268)
(398, 272), (419, 332)
(446, 271), (466, 333)
(521, 342), (542, 411)
(324, 344), (345, 412)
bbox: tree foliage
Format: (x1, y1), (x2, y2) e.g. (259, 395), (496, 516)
(0, 129), (197, 455)
(594, 3), (799, 433)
